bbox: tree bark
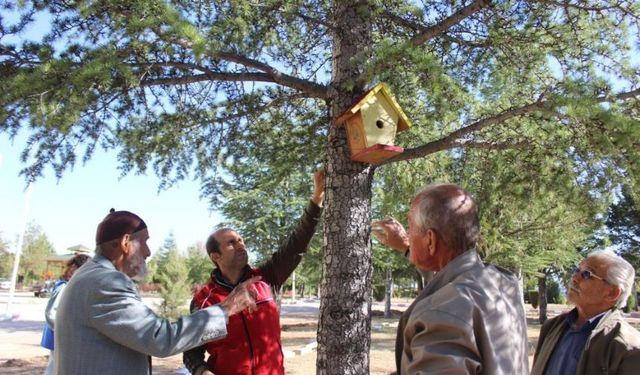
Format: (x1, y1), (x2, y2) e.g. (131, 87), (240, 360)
(538, 274), (548, 324)
(316, 2), (375, 374)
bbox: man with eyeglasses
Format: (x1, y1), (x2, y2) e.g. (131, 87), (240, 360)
(531, 250), (640, 375)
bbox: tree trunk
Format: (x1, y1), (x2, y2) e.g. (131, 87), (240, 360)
(317, 3), (374, 374)
(415, 270), (425, 291)
(384, 268), (393, 319)
(538, 274), (548, 324)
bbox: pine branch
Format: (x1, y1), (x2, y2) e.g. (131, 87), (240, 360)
(139, 72), (277, 87)
(213, 52), (328, 98)
(409, 0), (492, 47)
(539, 0), (639, 19)
(451, 140), (529, 150)
(359, 0), (491, 85)
(380, 86), (640, 165)
(380, 99), (547, 165)
(613, 87), (640, 101)
(380, 10), (491, 48)
(149, 28), (328, 98)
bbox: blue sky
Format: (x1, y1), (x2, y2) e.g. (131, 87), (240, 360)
(0, 133), (222, 255)
(0, 8), (225, 256)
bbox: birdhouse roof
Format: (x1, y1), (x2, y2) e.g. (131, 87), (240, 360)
(334, 83), (412, 132)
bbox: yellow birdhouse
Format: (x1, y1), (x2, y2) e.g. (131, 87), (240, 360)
(334, 83), (411, 164)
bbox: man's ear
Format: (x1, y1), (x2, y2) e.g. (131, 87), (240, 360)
(210, 252), (220, 263)
(119, 234), (131, 254)
(606, 285), (623, 305)
(425, 229), (437, 256)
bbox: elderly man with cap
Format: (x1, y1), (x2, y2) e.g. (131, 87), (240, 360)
(532, 250), (640, 375)
(55, 209), (260, 375)
(372, 183), (529, 375)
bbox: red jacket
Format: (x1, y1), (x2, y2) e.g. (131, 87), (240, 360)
(184, 201), (322, 375)
(193, 268), (283, 375)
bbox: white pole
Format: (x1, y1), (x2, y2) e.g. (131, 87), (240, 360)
(4, 183), (33, 318)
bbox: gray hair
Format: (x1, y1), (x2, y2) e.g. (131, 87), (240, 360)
(588, 250), (636, 309)
(410, 183), (480, 255)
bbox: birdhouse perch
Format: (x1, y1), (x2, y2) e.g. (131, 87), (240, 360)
(334, 83), (411, 165)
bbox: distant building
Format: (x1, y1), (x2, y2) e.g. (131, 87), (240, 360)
(44, 244), (92, 278)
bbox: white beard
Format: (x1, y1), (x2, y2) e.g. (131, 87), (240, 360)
(131, 259), (148, 282)
(126, 244), (149, 282)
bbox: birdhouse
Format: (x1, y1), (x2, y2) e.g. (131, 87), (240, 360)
(334, 83), (411, 164)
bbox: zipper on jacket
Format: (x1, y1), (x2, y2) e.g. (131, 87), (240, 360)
(241, 313), (256, 375)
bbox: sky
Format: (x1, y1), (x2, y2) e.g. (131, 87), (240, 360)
(0, 133), (222, 255)
(0, 8), (223, 255)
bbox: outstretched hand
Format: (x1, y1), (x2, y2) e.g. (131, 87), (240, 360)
(371, 216), (410, 254)
(311, 167), (326, 207)
(218, 276), (261, 316)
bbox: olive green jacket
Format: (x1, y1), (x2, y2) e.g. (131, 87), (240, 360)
(532, 309), (640, 375)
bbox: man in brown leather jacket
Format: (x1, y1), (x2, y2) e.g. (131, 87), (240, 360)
(373, 183), (529, 374)
(532, 250), (640, 375)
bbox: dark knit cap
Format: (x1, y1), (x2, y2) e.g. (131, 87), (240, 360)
(95, 208), (147, 245)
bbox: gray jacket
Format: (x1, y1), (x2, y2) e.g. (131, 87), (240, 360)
(55, 255), (229, 375)
(399, 250), (529, 374)
(532, 308), (640, 375)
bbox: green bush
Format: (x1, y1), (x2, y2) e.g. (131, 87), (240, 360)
(529, 290), (539, 309)
(624, 293), (637, 312)
(372, 284), (385, 302)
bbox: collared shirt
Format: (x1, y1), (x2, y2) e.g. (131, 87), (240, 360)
(544, 310), (606, 375)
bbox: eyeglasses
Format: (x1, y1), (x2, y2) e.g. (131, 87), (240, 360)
(572, 266), (608, 283)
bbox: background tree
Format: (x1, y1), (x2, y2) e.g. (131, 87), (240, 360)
(185, 241), (211, 286)
(603, 187), (640, 270)
(0, 232), (13, 278)
(2, 1), (640, 373)
(155, 233), (191, 319)
(18, 222), (55, 284)
(596, 186), (640, 310)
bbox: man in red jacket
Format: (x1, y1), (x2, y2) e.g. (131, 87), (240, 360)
(183, 169), (325, 375)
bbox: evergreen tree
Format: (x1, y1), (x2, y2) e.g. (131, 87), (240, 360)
(185, 241), (211, 286)
(0, 232), (13, 278)
(19, 222), (56, 284)
(155, 234), (191, 319)
(603, 187), (640, 271)
(2, 1), (640, 372)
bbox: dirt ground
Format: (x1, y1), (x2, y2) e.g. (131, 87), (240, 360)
(0, 293), (402, 374)
(2, 291), (637, 374)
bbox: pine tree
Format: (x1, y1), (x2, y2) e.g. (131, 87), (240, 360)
(156, 234), (191, 319)
(185, 242), (211, 286)
(604, 187), (640, 271)
(3, 1), (640, 372)
(19, 222), (56, 284)
(0, 232), (13, 278)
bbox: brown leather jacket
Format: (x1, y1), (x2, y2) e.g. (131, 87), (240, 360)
(397, 250), (529, 374)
